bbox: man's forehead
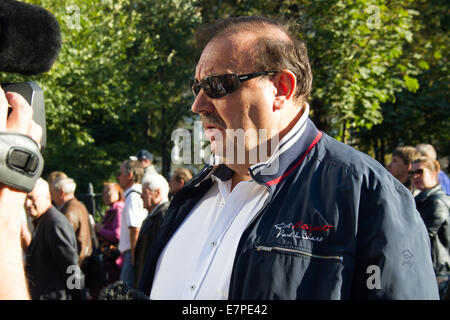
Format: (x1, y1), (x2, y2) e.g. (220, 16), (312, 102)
(195, 35), (247, 77)
(196, 28), (286, 77)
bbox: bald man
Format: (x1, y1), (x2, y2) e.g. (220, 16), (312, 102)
(24, 178), (80, 300)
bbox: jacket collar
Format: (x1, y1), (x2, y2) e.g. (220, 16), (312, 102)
(60, 196), (75, 212)
(415, 184), (445, 203)
(148, 200), (169, 218)
(189, 104), (322, 190)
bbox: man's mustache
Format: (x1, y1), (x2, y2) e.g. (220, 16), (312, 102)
(200, 114), (226, 129)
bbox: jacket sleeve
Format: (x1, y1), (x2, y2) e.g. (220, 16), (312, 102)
(350, 176), (440, 299)
(421, 197), (449, 236)
(48, 219), (79, 286)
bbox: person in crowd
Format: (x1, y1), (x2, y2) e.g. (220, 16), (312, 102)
(117, 159), (147, 288)
(24, 178), (80, 300)
(416, 143), (450, 195)
(94, 182), (124, 283)
(50, 177), (93, 268)
(137, 16), (438, 299)
(47, 171), (68, 206)
(131, 149), (158, 176)
(169, 168), (194, 197)
(47, 171), (68, 186)
(387, 146), (420, 192)
(411, 157), (450, 299)
(134, 174), (170, 287)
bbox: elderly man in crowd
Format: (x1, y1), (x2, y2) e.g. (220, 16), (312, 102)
(50, 177), (93, 268)
(134, 174), (170, 287)
(24, 178), (80, 300)
(138, 16), (439, 300)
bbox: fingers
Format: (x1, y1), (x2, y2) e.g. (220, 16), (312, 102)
(0, 86), (8, 131)
(5, 92), (33, 134)
(0, 91), (42, 148)
(27, 120), (43, 149)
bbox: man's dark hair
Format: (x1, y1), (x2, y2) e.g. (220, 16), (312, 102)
(122, 160), (144, 184)
(392, 146), (420, 165)
(195, 16), (313, 103)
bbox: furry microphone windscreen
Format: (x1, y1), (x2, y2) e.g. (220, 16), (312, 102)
(0, 0), (61, 75)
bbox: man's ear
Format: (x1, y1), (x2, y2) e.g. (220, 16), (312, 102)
(155, 188), (162, 199)
(273, 70), (296, 111)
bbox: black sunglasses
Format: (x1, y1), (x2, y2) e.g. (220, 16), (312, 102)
(190, 70), (278, 99)
(409, 169), (424, 176)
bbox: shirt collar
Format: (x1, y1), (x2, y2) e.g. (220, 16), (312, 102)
(124, 183), (142, 197)
(249, 102), (310, 176)
(149, 200), (169, 217)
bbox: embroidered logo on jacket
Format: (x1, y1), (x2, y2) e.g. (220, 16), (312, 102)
(274, 222), (334, 242)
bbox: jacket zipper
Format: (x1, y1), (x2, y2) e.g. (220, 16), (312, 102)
(255, 245), (343, 263)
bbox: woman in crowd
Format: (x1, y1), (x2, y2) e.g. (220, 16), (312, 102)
(411, 157), (450, 299)
(94, 182), (124, 284)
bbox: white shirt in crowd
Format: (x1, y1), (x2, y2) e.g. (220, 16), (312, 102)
(118, 183), (147, 253)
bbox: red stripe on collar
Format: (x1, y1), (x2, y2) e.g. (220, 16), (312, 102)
(266, 131), (323, 186)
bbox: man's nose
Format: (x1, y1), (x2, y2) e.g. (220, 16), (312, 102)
(191, 90), (214, 115)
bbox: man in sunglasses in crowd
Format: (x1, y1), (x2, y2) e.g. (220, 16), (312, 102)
(387, 146), (421, 193)
(137, 16), (439, 299)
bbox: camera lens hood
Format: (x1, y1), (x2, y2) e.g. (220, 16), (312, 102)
(0, 132), (43, 192)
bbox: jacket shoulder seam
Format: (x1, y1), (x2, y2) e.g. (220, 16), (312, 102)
(315, 157), (361, 180)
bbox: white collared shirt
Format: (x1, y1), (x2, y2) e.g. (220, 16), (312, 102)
(150, 178), (269, 299)
(118, 184), (147, 253)
(150, 104), (310, 299)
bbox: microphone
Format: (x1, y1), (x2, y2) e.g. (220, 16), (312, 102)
(0, 0), (61, 75)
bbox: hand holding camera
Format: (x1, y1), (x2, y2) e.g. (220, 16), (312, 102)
(0, 86), (42, 146)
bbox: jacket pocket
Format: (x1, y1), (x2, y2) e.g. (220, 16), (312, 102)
(254, 245), (343, 263)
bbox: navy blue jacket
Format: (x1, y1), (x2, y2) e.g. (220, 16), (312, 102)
(26, 206), (79, 300)
(139, 119), (439, 299)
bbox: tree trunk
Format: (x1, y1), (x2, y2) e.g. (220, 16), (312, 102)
(342, 120), (347, 144)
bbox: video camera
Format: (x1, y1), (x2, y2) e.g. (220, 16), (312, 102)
(0, 0), (61, 192)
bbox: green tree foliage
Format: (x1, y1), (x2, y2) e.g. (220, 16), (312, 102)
(125, 0), (202, 176)
(355, 0), (449, 166)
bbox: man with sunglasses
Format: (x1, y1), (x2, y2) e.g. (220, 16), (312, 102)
(138, 16), (438, 300)
(387, 146), (420, 193)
